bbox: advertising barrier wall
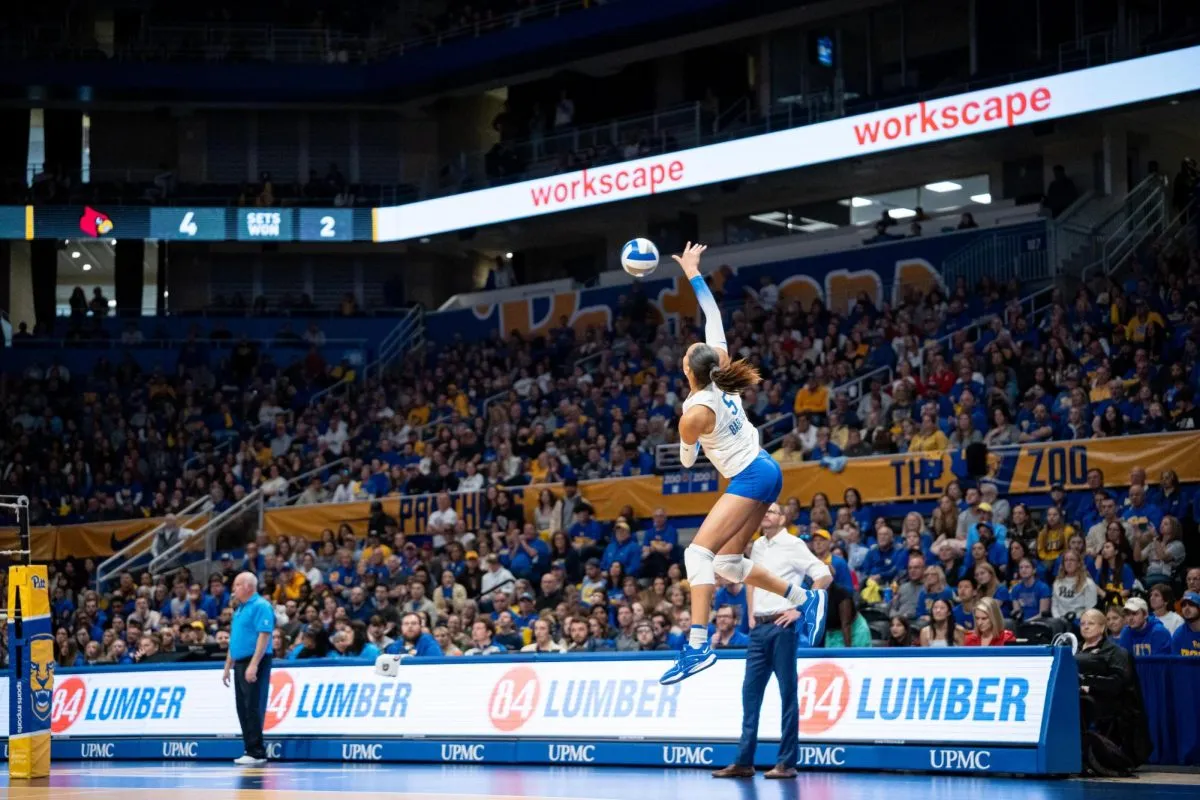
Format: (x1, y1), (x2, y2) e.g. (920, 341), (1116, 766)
(0, 649), (1082, 773)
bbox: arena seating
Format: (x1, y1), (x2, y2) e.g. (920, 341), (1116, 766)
(1, 175), (1193, 684)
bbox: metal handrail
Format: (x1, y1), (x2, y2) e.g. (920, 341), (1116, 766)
(278, 456), (352, 505)
(1099, 182), (1166, 272)
(147, 488), (264, 576)
(918, 284), (1058, 380)
(833, 365), (894, 407)
(93, 495), (211, 589)
(306, 373), (356, 407)
(182, 436), (235, 472)
(415, 413), (455, 443)
(481, 387), (513, 417)
(365, 305), (424, 381)
(1151, 199), (1196, 251)
(574, 350), (607, 375)
(759, 412), (796, 452)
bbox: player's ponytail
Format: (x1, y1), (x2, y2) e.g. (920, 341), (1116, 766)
(709, 359), (761, 396)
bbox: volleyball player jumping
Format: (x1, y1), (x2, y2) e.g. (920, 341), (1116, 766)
(659, 243), (826, 685)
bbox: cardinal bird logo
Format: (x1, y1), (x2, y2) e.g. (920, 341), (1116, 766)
(79, 206), (114, 237)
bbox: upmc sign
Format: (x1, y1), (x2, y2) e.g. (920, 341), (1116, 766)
(20, 653), (1051, 744)
(375, 45), (1200, 242)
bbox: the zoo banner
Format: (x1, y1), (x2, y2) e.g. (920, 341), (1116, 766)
(8, 433), (1196, 555)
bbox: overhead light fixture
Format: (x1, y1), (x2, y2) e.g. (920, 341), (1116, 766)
(163, 290), (170, 298)
(504, 252), (514, 259)
(924, 181), (962, 193)
(82, 263), (92, 271)
(796, 217), (838, 232)
(970, 193), (992, 204)
(749, 213), (789, 228)
(71, 251), (80, 258)
(850, 197), (873, 207)
(888, 207), (917, 219)
(110, 239), (118, 245)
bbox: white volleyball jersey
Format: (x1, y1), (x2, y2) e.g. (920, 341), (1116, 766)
(682, 386), (759, 479)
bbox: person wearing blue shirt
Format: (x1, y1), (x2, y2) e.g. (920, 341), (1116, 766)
(327, 551), (360, 596)
(568, 505), (604, 555)
(966, 505), (1007, 549)
(513, 594), (540, 630)
(384, 612), (445, 657)
(713, 582), (750, 634)
(502, 525), (551, 580)
(916, 570), (955, 621)
(1008, 558), (1052, 621)
(642, 508), (680, 578)
(862, 527), (904, 585)
(1121, 484), (1164, 534)
(808, 529), (855, 593)
(224, 573), (276, 765)
(952, 579), (978, 631)
(709, 606), (750, 649)
(1170, 592), (1200, 656)
(1117, 597), (1172, 656)
(200, 574), (230, 620)
(601, 520), (642, 576)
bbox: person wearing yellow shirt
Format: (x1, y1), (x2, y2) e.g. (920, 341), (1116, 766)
(360, 535), (394, 566)
(1036, 506), (1075, 569)
(793, 374), (829, 418)
(772, 434), (806, 465)
(273, 562), (309, 603)
(1123, 300), (1164, 343)
(1088, 367), (1114, 404)
(908, 415), (950, 453)
(529, 452), (551, 483)
(447, 384), (470, 417)
(407, 394), (432, 427)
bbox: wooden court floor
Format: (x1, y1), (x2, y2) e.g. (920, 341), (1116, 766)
(1, 763), (1198, 800)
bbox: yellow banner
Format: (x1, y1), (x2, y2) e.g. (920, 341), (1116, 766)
(262, 493), (489, 541)
(7, 434), (1199, 554)
(569, 432), (1200, 520)
(0, 516), (207, 562)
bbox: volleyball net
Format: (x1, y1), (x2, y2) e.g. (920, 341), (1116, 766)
(2, 495), (52, 779)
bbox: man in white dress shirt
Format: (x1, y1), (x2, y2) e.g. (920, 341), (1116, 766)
(712, 502), (832, 780)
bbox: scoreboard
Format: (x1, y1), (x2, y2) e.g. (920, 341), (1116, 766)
(2, 206), (374, 242)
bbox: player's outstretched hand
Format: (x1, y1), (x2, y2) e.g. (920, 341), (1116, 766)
(671, 242), (707, 279)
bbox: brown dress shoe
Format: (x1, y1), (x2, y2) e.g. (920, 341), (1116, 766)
(764, 764), (798, 779)
(711, 764), (756, 778)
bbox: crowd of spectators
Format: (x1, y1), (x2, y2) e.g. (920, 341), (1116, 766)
(16, 451), (1199, 671)
(3, 162), (1199, 667)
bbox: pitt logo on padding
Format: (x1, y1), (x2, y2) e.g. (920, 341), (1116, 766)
(29, 633), (55, 722)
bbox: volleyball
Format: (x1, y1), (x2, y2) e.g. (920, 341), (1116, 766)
(620, 238), (659, 277)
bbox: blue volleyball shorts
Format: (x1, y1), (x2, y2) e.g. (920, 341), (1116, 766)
(725, 450), (784, 505)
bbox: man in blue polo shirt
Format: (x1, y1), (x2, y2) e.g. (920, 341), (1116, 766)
(601, 518), (642, 576)
(223, 572), (276, 766)
(384, 612), (443, 657)
(862, 525), (904, 585)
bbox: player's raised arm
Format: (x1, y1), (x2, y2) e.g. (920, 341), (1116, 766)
(673, 242), (728, 364)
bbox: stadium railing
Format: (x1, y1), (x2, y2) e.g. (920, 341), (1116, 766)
(363, 304), (425, 382)
(93, 495), (211, 590)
